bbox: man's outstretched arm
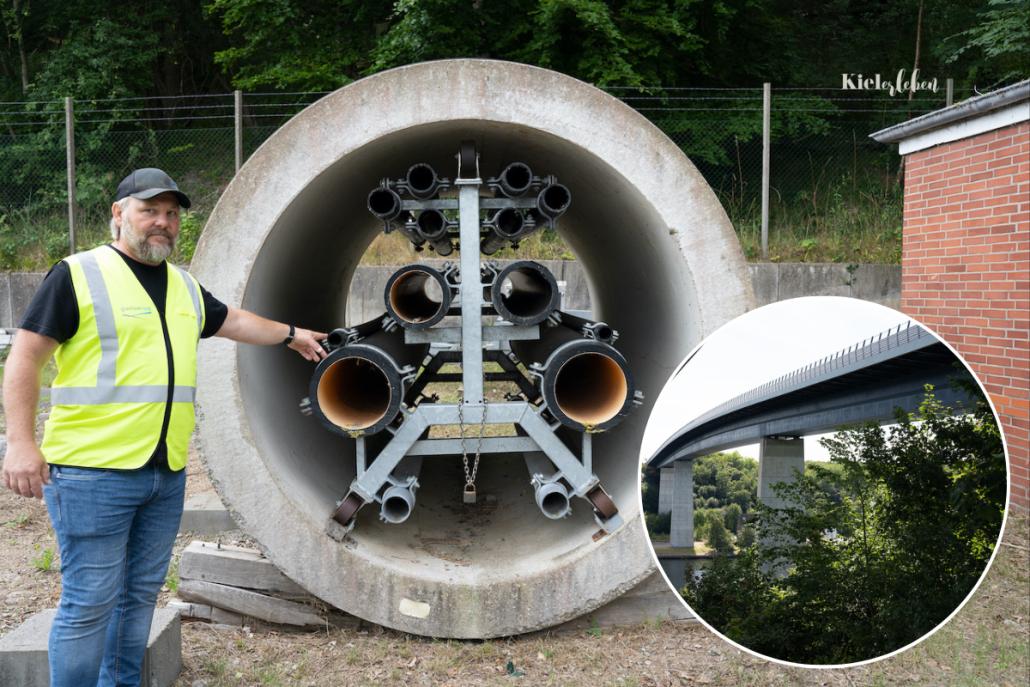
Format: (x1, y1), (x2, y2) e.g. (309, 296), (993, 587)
(215, 307), (327, 362)
(2, 330), (58, 498)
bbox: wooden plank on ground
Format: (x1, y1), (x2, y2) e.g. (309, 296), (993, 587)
(166, 599), (246, 626)
(179, 540), (308, 597)
(178, 579), (324, 627)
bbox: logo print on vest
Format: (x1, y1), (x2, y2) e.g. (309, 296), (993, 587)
(121, 306), (153, 319)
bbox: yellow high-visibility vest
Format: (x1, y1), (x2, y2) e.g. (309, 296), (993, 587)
(40, 245), (205, 470)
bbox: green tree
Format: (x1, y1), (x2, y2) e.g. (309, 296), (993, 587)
(942, 0), (1030, 87)
(683, 385), (1005, 664)
(723, 502), (743, 533)
(705, 517), (734, 555)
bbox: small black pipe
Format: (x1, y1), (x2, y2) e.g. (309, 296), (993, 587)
(406, 163), (440, 199)
(498, 162), (533, 198)
(368, 188), (402, 220)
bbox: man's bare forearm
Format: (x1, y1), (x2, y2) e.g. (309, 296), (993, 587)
(215, 307), (327, 362)
(2, 330), (57, 498)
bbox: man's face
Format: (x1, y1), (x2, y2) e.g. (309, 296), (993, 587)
(115, 193), (181, 265)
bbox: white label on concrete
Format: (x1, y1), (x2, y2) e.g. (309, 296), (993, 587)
(398, 598), (431, 619)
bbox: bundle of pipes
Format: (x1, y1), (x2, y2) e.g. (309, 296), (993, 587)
(369, 160), (571, 257)
(308, 259), (635, 443)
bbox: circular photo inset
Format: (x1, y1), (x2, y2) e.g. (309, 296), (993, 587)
(639, 296), (1008, 667)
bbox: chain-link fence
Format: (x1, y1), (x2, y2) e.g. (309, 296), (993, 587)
(0, 85), (948, 269)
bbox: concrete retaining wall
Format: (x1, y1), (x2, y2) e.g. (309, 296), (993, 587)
(0, 263), (900, 330)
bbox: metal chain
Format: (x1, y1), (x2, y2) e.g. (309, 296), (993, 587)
(457, 390), (486, 489)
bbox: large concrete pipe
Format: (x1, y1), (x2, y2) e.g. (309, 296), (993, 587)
(191, 59), (754, 638)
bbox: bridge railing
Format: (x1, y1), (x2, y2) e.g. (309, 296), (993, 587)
(694, 321), (931, 427)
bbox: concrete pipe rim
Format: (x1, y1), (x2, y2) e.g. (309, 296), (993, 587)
(191, 58), (753, 638)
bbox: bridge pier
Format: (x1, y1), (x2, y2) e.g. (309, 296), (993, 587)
(669, 460), (695, 548)
(757, 437), (805, 509)
(658, 467), (674, 515)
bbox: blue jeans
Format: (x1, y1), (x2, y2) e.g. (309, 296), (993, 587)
(42, 463), (185, 687)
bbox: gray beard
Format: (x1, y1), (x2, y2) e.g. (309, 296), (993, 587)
(123, 218), (175, 265)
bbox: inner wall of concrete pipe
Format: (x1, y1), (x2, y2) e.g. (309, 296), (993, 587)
(235, 119), (696, 577)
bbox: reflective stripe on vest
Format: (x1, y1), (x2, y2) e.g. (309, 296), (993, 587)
(41, 246), (204, 470)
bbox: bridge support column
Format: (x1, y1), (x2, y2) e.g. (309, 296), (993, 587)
(669, 460), (694, 548)
(658, 467), (674, 515)
(758, 436), (805, 509)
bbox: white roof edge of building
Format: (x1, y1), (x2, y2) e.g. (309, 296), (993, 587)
(870, 80), (1029, 154)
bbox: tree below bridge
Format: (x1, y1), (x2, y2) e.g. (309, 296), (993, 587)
(681, 384), (1007, 665)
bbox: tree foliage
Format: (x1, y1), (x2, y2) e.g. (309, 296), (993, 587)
(682, 386), (1006, 664)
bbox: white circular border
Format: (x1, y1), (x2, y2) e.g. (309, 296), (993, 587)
(636, 296), (1013, 670)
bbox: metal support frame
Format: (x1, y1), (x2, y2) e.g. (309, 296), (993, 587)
(331, 143), (624, 533)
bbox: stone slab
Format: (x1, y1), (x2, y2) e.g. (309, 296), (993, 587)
(179, 540), (308, 597)
(0, 607), (181, 687)
(178, 491), (238, 536)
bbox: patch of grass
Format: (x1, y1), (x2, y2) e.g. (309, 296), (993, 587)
(3, 513), (31, 528)
(32, 545), (56, 572)
(164, 554), (180, 593)
(728, 172), (903, 263)
(201, 656), (228, 679)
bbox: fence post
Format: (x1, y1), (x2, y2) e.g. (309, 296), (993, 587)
(234, 90), (243, 174)
(65, 96), (76, 255)
(946, 78), (954, 107)
(761, 82), (771, 260)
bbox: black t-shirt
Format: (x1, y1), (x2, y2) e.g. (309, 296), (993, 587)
(20, 244), (229, 470)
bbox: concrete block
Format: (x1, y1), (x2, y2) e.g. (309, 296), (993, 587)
(554, 571), (692, 631)
(776, 263), (851, 301)
(9, 272), (45, 327)
(178, 491), (238, 536)
(748, 263), (779, 306)
(0, 273), (11, 329)
(850, 263), (902, 309)
(0, 608), (181, 687)
(179, 540), (308, 596)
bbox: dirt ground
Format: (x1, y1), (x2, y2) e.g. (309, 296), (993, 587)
(1, 448), (1027, 687)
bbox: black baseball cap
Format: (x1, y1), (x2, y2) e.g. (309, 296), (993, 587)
(115, 168), (191, 208)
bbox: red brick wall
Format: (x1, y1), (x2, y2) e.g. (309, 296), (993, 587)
(901, 120), (1030, 511)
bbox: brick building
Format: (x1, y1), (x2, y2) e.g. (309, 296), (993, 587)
(873, 81), (1030, 511)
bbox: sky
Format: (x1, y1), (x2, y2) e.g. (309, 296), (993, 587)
(639, 296), (916, 462)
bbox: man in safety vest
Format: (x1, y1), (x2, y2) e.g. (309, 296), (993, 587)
(1, 168), (327, 687)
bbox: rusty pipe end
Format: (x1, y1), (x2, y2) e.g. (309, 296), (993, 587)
(385, 264), (452, 329)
